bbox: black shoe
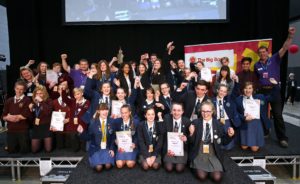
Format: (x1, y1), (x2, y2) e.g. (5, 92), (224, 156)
(279, 140), (288, 148)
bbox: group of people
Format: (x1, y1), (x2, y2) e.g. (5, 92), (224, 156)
(1, 27), (296, 182)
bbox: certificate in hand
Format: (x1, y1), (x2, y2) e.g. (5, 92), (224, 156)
(201, 68), (212, 82)
(167, 132), (184, 156)
(46, 70), (58, 84)
(244, 99), (260, 119)
(111, 100), (123, 116)
(116, 131), (133, 152)
(50, 111), (66, 131)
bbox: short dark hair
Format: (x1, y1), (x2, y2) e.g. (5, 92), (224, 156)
(15, 80), (27, 90)
(241, 57), (252, 64)
(195, 80), (208, 89)
(257, 46), (268, 52)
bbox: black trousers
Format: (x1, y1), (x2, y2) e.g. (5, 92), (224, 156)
(285, 88), (297, 104)
(7, 132), (30, 153)
(55, 132), (80, 152)
(259, 88), (288, 141)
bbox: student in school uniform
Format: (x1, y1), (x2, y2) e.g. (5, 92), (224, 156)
(51, 80), (72, 150)
(189, 101), (235, 182)
(161, 103), (191, 173)
(77, 103), (115, 172)
(94, 60), (116, 91)
(59, 87), (90, 152)
(113, 105), (140, 168)
(82, 69), (114, 124)
(2, 81), (32, 153)
(137, 87), (163, 121)
(211, 84), (241, 150)
(29, 85), (53, 153)
(138, 107), (163, 170)
(235, 82), (270, 152)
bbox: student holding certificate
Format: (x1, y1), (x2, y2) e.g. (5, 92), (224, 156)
(77, 104), (115, 172)
(235, 82), (270, 152)
(189, 101), (234, 182)
(29, 85), (53, 153)
(161, 103), (191, 173)
(137, 107), (163, 170)
(113, 105), (140, 168)
(60, 87), (90, 152)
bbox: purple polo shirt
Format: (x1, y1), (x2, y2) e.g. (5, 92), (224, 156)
(254, 52), (281, 87)
(69, 69), (87, 88)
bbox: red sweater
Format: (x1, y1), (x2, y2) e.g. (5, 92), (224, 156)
(2, 96), (32, 133)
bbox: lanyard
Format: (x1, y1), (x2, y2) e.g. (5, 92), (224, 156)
(260, 58), (270, 71)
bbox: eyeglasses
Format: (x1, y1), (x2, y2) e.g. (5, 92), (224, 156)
(201, 111), (212, 114)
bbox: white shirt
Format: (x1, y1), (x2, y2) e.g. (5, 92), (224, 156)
(202, 119), (213, 143)
(14, 94), (25, 103)
(190, 96), (205, 120)
(173, 117), (182, 133)
(216, 98), (229, 120)
(100, 95), (110, 104)
(123, 119), (130, 130)
(242, 95), (253, 109)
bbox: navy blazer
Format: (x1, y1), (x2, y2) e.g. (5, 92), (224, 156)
(235, 94), (271, 130)
(82, 78), (113, 124)
(137, 121), (164, 158)
(212, 95), (241, 128)
(188, 118), (232, 169)
(178, 91), (211, 119)
(112, 118), (140, 146)
(79, 118), (115, 156)
(161, 114), (191, 156)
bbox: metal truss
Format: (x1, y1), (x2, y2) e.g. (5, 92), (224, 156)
(231, 156), (300, 179)
(0, 157), (83, 181)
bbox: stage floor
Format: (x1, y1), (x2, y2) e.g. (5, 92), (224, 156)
(65, 155), (253, 184)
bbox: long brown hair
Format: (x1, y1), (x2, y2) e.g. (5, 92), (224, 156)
(95, 60), (110, 80)
(94, 103), (109, 120)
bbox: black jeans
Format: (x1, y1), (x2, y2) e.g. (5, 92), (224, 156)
(259, 88), (288, 141)
(7, 132), (30, 153)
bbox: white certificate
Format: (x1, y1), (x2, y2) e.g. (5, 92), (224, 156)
(167, 132), (184, 156)
(50, 111), (66, 131)
(111, 100), (124, 116)
(244, 99), (260, 119)
(116, 131), (133, 152)
(46, 70), (58, 84)
(201, 68), (212, 82)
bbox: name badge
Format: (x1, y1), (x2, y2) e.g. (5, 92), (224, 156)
(100, 142), (106, 149)
(27, 93), (33, 97)
(74, 117), (78, 125)
(148, 144), (154, 153)
(262, 72), (269, 79)
(35, 118), (40, 126)
(203, 144), (209, 154)
(220, 118), (225, 125)
(80, 85), (85, 89)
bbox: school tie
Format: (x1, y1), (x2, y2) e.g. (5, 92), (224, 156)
(219, 100), (224, 119)
(165, 96), (171, 107)
(149, 127), (153, 142)
(105, 97), (109, 105)
(195, 99), (201, 117)
(124, 124), (129, 131)
(204, 123), (211, 144)
(173, 121), (179, 132)
(101, 120), (106, 142)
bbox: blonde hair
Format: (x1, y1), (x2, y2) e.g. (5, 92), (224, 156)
(73, 87), (84, 94)
(200, 100), (216, 116)
(32, 85), (49, 101)
(19, 67), (34, 80)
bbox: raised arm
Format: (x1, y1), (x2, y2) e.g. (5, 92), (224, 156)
(61, 53), (70, 73)
(279, 27), (296, 59)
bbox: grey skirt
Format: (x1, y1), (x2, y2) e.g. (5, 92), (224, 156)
(190, 143), (223, 172)
(163, 151), (188, 164)
(139, 155), (162, 165)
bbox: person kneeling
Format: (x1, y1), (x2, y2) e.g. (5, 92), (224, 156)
(189, 101), (235, 182)
(77, 104), (115, 172)
(137, 107), (163, 171)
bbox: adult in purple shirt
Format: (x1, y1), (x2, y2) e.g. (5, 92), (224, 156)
(254, 27), (296, 148)
(61, 53), (89, 88)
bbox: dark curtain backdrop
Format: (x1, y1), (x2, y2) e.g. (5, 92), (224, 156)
(6, 0), (289, 97)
